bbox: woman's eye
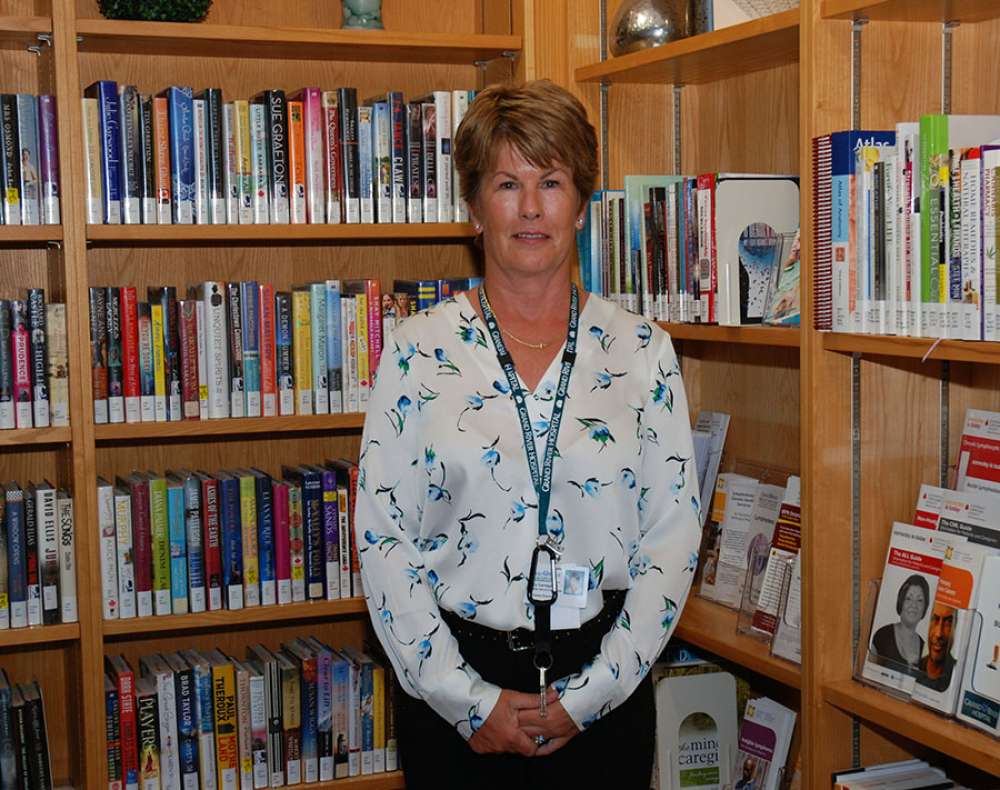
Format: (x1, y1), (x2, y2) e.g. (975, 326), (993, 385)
(542, 179), (560, 188)
(499, 181), (516, 189)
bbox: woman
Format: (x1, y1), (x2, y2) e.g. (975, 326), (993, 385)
(356, 79), (701, 787)
(871, 574), (930, 673)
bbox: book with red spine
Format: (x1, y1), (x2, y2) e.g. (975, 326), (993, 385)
(119, 287), (141, 423)
(194, 472), (223, 612)
(105, 654), (139, 790)
(259, 283), (277, 418)
(273, 479), (292, 605)
(696, 173), (718, 324)
(288, 100), (307, 224)
(11, 301), (32, 429)
(121, 472), (153, 618)
(290, 87), (325, 224)
(177, 298), (199, 419)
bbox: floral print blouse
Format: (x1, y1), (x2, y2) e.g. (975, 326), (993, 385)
(355, 291), (702, 738)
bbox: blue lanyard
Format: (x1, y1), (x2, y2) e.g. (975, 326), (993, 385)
(478, 284), (579, 544)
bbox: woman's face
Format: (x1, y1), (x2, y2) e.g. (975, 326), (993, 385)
(900, 583), (926, 628)
(471, 142), (585, 283)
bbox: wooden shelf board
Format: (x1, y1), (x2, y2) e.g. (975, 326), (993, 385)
(0, 15), (51, 48)
(86, 223), (476, 245)
(660, 322), (801, 348)
(824, 679), (1000, 776)
(0, 226), (63, 245)
(821, 0), (1000, 23)
(75, 19), (519, 64)
(575, 10), (798, 85)
(103, 597), (368, 638)
(0, 426), (72, 446)
(823, 332), (1000, 365)
(674, 596), (801, 689)
(95, 413), (366, 442)
(0, 623), (79, 648)
(299, 772), (404, 789)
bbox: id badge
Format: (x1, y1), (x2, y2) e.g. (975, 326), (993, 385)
(528, 545), (558, 605)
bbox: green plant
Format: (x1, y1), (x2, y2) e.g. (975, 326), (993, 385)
(98, 0), (212, 23)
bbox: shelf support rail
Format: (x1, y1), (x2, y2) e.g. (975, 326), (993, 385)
(850, 18), (867, 130)
(672, 84), (683, 175)
(941, 21), (958, 114)
(937, 21), (956, 487)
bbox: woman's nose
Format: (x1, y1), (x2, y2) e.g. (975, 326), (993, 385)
(519, 187), (542, 220)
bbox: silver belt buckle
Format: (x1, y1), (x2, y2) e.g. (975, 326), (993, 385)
(506, 629), (532, 652)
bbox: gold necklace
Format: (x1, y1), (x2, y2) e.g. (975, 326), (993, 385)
(500, 327), (555, 350)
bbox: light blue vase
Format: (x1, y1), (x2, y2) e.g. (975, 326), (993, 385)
(342, 0), (384, 29)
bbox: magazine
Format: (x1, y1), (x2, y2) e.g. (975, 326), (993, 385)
(732, 697), (796, 790)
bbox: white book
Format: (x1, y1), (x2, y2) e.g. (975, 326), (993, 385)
(113, 484), (137, 619)
(956, 554), (1000, 736)
(342, 296), (359, 413)
(231, 658), (253, 790)
(337, 480), (351, 599)
(310, 284), (329, 416)
(195, 300), (209, 419)
(249, 102), (270, 224)
(656, 671), (738, 790)
(451, 90), (469, 223)
(358, 106), (374, 224)
(770, 552), (802, 664)
(431, 91), (453, 223)
(856, 147), (880, 334)
(696, 185), (713, 321)
(340, 650), (361, 777)
(223, 102), (239, 224)
(883, 150), (899, 336)
(115, 88), (141, 224)
(896, 123), (920, 337)
(192, 99), (210, 225)
(247, 665), (268, 788)
(197, 282), (230, 419)
(982, 146), (1000, 341)
(960, 152), (984, 339)
(82, 97), (104, 224)
(34, 483), (59, 624)
(97, 478), (120, 619)
(141, 654), (181, 790)
(370, 101), (392, 223)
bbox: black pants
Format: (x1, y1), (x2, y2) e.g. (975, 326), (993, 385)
(396, 594), (655, 789)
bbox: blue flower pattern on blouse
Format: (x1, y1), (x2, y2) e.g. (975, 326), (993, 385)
(355, 293), (702, 739)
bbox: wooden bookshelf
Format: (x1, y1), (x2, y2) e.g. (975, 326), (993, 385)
(86, 222), (477, 244)
(75, 18), (520, 64)
(675, 596), (801, 689)
(574, 9), (798, 85)
(821, 0), (1000, 23)
(0, 226), (63, 244)
(823, 679), (1000, 776)
(823, 333), (1000, 365)
(103, 598), (368, 638)
(0, 426), (72, 446)
(95, 413), (367, 442)
(661, 323), (801, 348)
(0, 15), (52, 47)
(298, 773), (404, 790)
(0, 623), (79, 648)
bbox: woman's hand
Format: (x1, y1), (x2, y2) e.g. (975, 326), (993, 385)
(517, 688), (581, 756)
(468, 689), (541, 756)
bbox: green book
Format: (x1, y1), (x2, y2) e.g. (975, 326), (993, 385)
(147, 471), (171, 616)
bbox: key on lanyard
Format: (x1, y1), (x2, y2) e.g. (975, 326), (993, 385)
(537, 663), (548, 718)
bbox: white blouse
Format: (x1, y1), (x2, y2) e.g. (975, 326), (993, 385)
(355, 291), (702, 737)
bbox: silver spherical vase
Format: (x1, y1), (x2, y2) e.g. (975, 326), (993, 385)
(609, 0), (690, 57)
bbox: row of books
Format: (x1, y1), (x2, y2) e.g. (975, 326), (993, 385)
(833, 759), (968, 789)
(861, 408), (1000, 739)
(576, 174), (801, 326)
(106, 639), (398, 790)
(0, 291), (68, 430)
(84, 81), (474, 227)
(813, 115), (1000, 340)
(97, 460), (361, 621)
(0, 674), (53, 790)
(87, 277), (482, 425)
(0, 481), (77, 629)
(0, 93), (60, 226)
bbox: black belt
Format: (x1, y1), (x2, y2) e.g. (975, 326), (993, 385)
(441, 589), (627, 654)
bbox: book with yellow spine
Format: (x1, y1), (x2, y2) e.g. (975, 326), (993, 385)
(207, 649), (238, 790)
(353, 293), (370, 408)
(234, 100), (253, 225)
(150, 302), (167, 422)
(372, 662), (385, 773)
(291, 286), (313, 415)
(236, 470), (260, 608)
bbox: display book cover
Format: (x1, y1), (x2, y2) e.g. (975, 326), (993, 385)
(655, 670), (738, 790)
(732, 696), (796, 790)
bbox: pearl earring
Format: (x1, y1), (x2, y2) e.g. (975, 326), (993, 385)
(474, 223), (482, 232)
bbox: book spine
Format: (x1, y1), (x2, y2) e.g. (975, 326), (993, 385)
(187, 659), (217, 790)
(321, 91), (342, 224)
(180, 475), (205, 614)
(219, 478), (244, 610)
(405, 102), (423, 223)
(130, 477), (153, 618)
(234, 100), (253, 225)
(36, 486), (58, 625)
(36, 95), (59, 225)
(274, 292), (294, 417)
(138, 96), (156, 224)
(372, 663), (385, 773)
(21, 487), (39, 627)
(336, 480), (350, 598)
(421, 102), (437, 222)
(192, 99), (209, 224)
(254, 473), (276, 607)
(450, 90), (468, 223)
(118, 287), (141, 424)
(299, 88), (325, 224)
(309, 283), (329, 415)
(136, 686), (160, 790)
(152, 96), (172, 224)
(239, 282), (261, 418)
(347, 466), (361, 595)
(172, 666), (198, 790)
(204, 89), (226, 224)
(164, 86), (194, 224)
(223, 102), (238, 224)
(372, 102), (391, 223)
(226, 283), (245, 419)
(291, 288), (312, 415)
(212, 661), (238, 790)
(98, 482), (120, 619)
(0, 301), (12, 430)
(320, 469), (340, 600)
(195, 300), (208, 419)
(433, 92), (452, 223)
(199, 477), (223, 612)
(364, 279), (382, 379)
(198, 282), (229, 419)
(234, 664), (252, 790)
(117, 85), (141, 224)
(387, 92), (406, 223)
(113, 488), (137, 619)
(248, 671), (267, 789)
(280, 666), (301, 786)
(248, 103), (269, 225)
(287, 101), (306, 224)
(358, 105), (374, 223)
(56, 493), (77, 623)
(331, 659), (348, 778)
(15, 94), (40, 226)
(45, 303), (68, 426)
(177, 300), (200, 419)
(82, 98), (103, 224)
(26, 289), (49, 428)
(105, 287), (125, 423)
(89, 288), (109, 424)
(0, 95), (21, 226)
(106, 679), (123, 790)
(263, 91), (289, 224)
(354, 293), (370, 407)
(10, 302), (32, 430)
(150, 303), (167, 422)
(287, 483), (305, 603)
(312, 648), (332, 782)
(5, 488), (26, 628)
(384, 667), (397, 772)
(166, 483), (188, 615)
(272, 481), (291, 606)
(299, 656), (318, 783)
(338, 88), (360, 224)
(238, 474), (260, 607)
(324, 281), (343, 414)
(148, 476), (171, 616)
(257, 284), (276, 418)
(161, 287), (181, 421)
(359, 660), (373, 775)
(94, 81), (121, 223)
(302, 474), (323, 601)
(115, 665), (139, 790)
(342, 296), (358, 412)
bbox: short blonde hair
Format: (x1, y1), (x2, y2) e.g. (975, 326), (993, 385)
(454, 80), (598, 211)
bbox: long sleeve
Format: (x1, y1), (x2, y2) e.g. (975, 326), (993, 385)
(355, 331), (502, 739)
(555, 335), (702, 730)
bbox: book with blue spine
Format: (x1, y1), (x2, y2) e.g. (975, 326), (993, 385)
(165, 473), (189, 616)
(85, 80), (122, 223)
(323, 280), (343, 414)
(104, 674), (123, 790)
(326, 646), (350, 779)
(164, 652), (200, 790)
(392, 279), (438, 311)
(5, 483), (27, 629)
(281, 466), (323, 600)
(161, 86), (194, 224)
(0, 669), (14, 790)
(282, 640), (318, 784)
(308, 283), (329, 415)
(15, 94), (40, 226)
(216, 472), (244, 610)
(304, 637), (334, 782)
(173, 470), (205, 614)
(180, 650), (217, 790)
(357, 105), (374, 223)
(251, 469), (276, 607)
(239, 281), (262, 418)
(274, 292), (294, 417)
